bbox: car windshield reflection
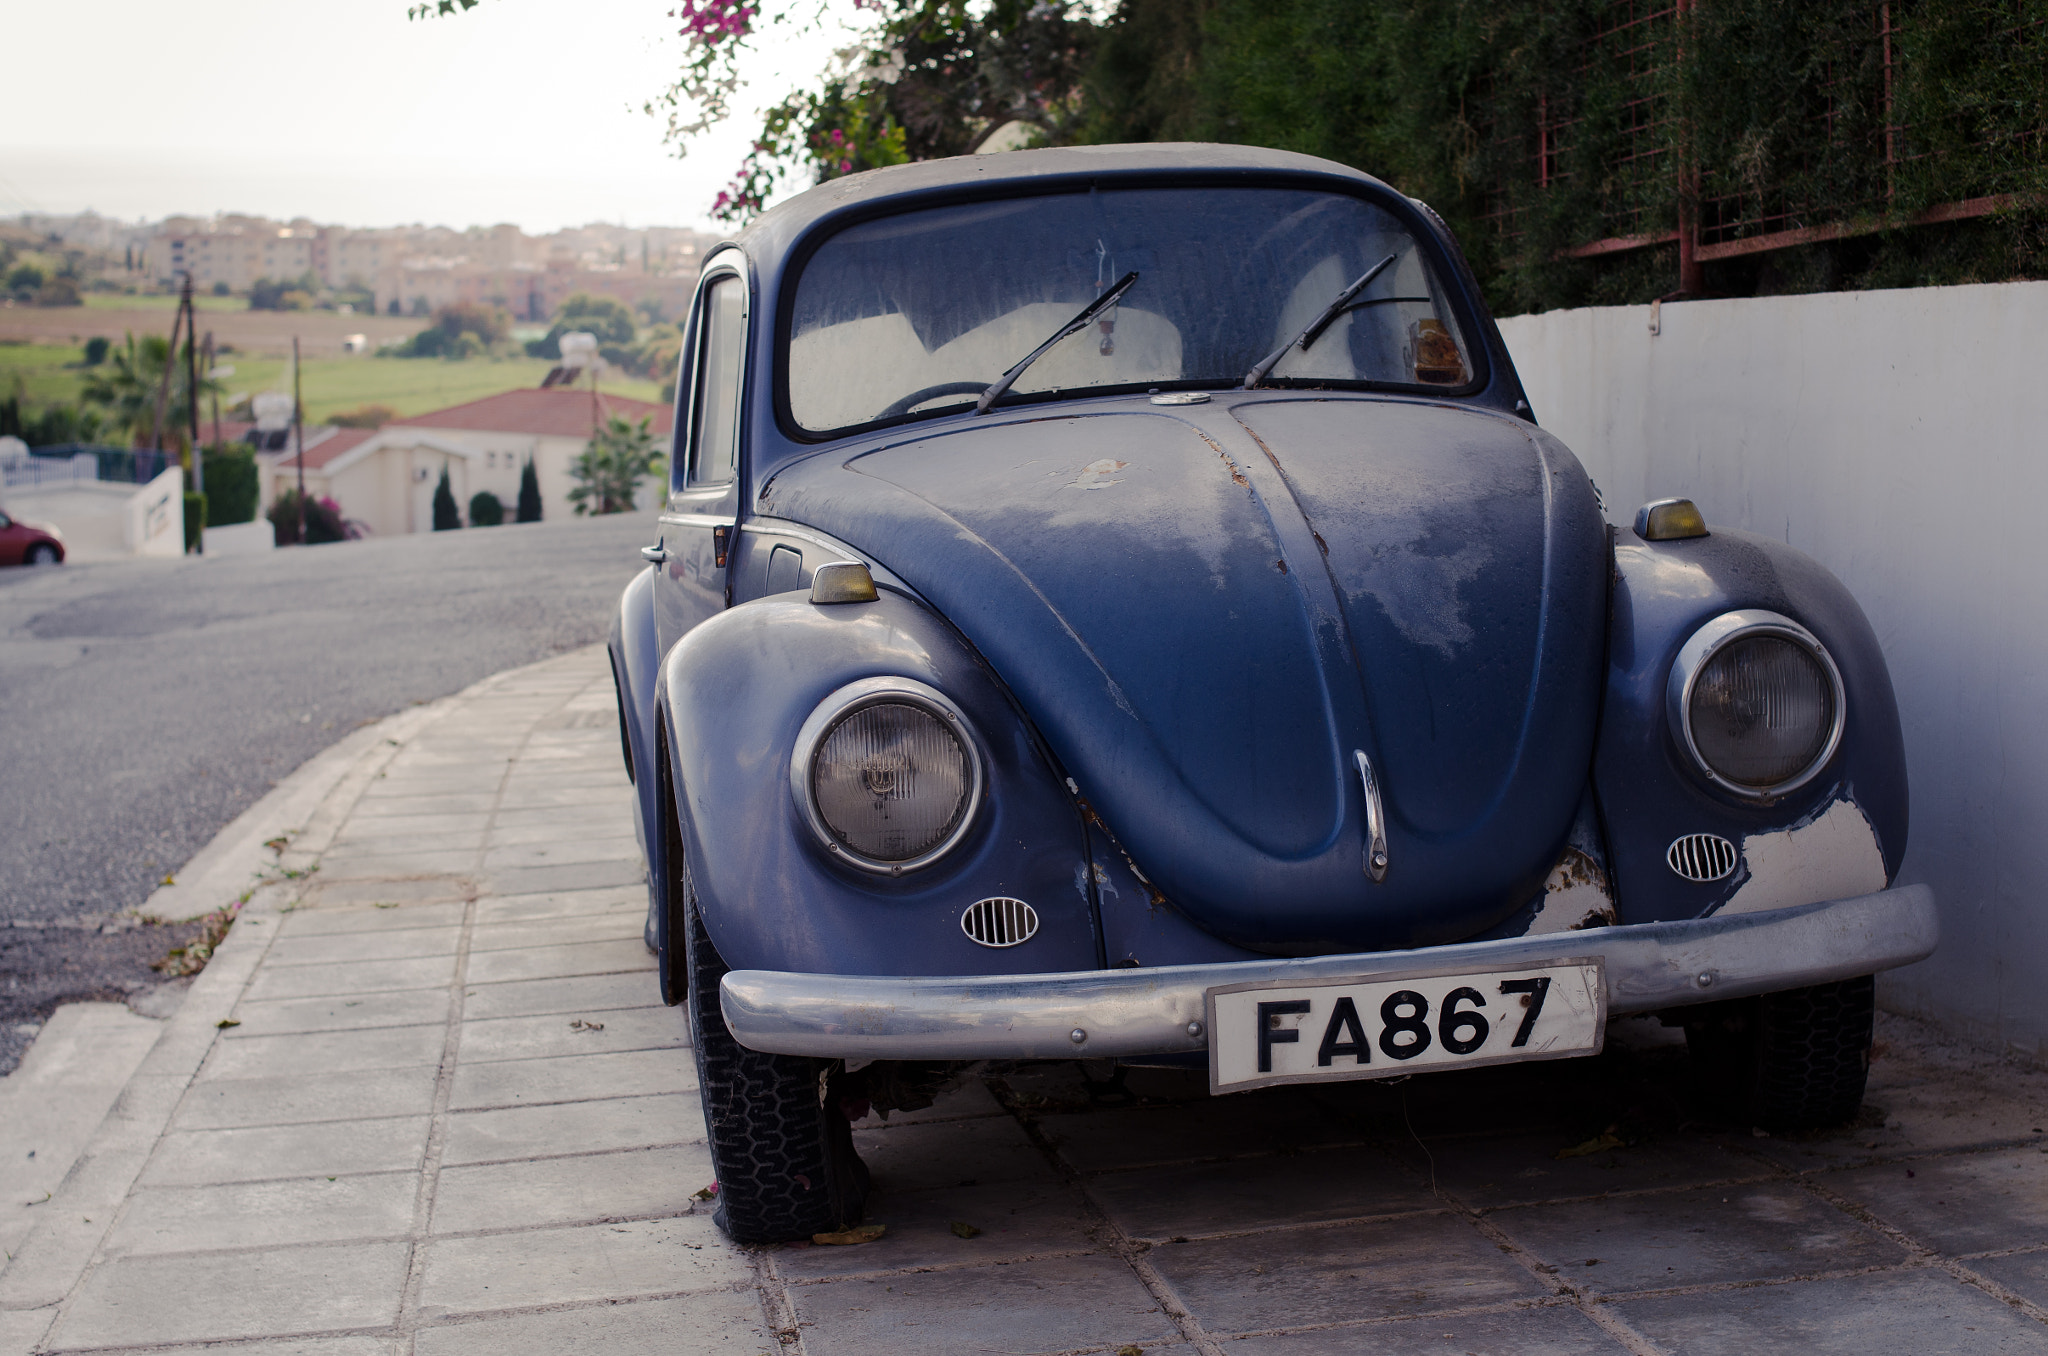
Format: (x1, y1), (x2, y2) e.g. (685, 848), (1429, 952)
(786, 187), (1472, 434)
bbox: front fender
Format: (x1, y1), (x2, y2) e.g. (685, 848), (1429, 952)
(659, 590), (1102, 976)
(609, 567), (666, 939)
(1595, 526), (1909, 924)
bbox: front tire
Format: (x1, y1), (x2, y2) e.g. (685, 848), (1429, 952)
(25, 543), (59, 566)
(1683, 975), (1875, 1131)
(680, 861), (869, 1243)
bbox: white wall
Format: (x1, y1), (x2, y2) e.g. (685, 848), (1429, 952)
(1498, 281), (2048, 1056)
(126, 465), (186, 559)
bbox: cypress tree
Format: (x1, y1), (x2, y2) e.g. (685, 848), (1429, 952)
(516, 456), (543, 522)
(432, 466), (461, 530)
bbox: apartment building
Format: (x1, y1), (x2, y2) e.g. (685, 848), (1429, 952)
(149, 220), (316, 290)
(140, 215), (721, 312)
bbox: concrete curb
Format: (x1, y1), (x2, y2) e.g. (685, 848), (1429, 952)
(0, 648), (603, 1341)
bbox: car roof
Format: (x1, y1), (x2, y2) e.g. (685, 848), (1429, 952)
(732, 142), (1393, 275)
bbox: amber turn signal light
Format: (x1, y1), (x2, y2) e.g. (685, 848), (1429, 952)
(1635, 498), (1709, 541)
(810, 561), (879, 605)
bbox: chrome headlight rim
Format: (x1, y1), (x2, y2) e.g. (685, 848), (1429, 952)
(789, 676), (986, 876)
(1666, 608), (1847, 802)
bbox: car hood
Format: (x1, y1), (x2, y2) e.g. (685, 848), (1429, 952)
(762, 395), (1608, 950)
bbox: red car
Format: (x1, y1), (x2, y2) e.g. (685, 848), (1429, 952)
(0, 507), (64, 565)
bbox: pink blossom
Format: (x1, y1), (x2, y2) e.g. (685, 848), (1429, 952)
(675, 0), (756, 45)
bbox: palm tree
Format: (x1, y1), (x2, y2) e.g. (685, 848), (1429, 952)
(568, 415), (665, 515)
(80, 332), (223, 448)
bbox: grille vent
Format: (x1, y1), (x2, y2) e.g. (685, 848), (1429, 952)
(962, 897), (1038, 948)
(1667, 833), (1739, 882)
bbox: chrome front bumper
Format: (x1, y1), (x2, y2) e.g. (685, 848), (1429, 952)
(720, 883), (1936, 1061)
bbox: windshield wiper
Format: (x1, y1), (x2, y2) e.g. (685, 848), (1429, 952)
(1241, 252), (1398, 390)
(975, 271), (1140, 415)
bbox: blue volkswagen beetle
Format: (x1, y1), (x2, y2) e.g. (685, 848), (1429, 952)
(609, 143), (1936, 1244)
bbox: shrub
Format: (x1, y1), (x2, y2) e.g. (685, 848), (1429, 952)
(267, 489), (304, 546)
(516, 458), (543, 522)
(83, 336), (110, 366)
(392, 302), (511, 359)
(265, 489), (346, 544)
(526, 293), (636, 358)
(432, 467), (461, 530)
(11, 400), (106, 446)
(201, 444), (259, 525)
(304, 495), (348, 544)
(250, 274), (319, 311)
(469, 490), (505, 526)
(183, 491), (207, 552)
(329, 404), (397, 429)
(436, 301), (511, 346)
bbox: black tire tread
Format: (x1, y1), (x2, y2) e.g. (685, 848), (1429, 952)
(1684, 975), (1874, 1131)
(1750, 975), (1875, 1129)
(681, 864), (867, 1243)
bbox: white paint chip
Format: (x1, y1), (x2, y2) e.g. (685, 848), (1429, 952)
(1718, 798), (1888, 916)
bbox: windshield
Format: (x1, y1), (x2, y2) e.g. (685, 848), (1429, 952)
(786, 186), (1474, 434)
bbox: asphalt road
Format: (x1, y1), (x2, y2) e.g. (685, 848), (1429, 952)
(0, 509), (660, 1068)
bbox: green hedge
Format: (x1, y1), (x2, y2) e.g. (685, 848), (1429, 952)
(201, 445), (259, 526)
(1082, 0), (2048, 311)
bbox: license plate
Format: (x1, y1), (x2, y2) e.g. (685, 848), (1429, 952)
(1206, 958), (1606, 1094)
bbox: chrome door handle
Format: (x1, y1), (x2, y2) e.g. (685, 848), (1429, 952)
(1354, 749), (1389, 883)
(640, 536), (668, 565)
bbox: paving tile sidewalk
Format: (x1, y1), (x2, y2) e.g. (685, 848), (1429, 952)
(8, 644), (2048, 1355)
(0, 648), (757, 1356)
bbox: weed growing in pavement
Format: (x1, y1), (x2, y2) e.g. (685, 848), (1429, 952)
(151, 903), (241, 977)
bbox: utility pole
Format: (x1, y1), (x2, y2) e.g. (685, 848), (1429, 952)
(203, 332), (221, 451)
(293, 336), (307, 545)
(187, 290), (204, 555)
(150, 273), (193, 457)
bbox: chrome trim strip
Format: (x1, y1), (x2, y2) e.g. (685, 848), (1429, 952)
(720, 883), (1936, 1059)
(659, 511), (737, 531)
(1666, 608), (1848, 801)
(788, 676), (988, 876)
(1353, 749), (1389, 882)
(740, 521), (855, 555)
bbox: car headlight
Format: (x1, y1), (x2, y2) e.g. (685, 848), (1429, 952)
(1667, 610), (1846, 799)
(790, 677), (985, 874)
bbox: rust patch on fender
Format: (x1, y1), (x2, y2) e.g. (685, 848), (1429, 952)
(1077, 796), (1168, 907)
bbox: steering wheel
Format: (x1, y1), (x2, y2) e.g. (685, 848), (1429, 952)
(875, 381), (989, 421)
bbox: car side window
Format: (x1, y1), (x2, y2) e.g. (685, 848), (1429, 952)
(689, 274), (745, 487)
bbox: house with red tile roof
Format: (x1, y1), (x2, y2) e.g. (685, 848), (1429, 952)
(258, 388), (672, 537)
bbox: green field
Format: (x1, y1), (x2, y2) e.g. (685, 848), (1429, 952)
(0, 343), (93, 409)
(0, 341), (663, 427)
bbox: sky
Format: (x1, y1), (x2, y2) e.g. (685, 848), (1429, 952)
(0, 0), (858, 233)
